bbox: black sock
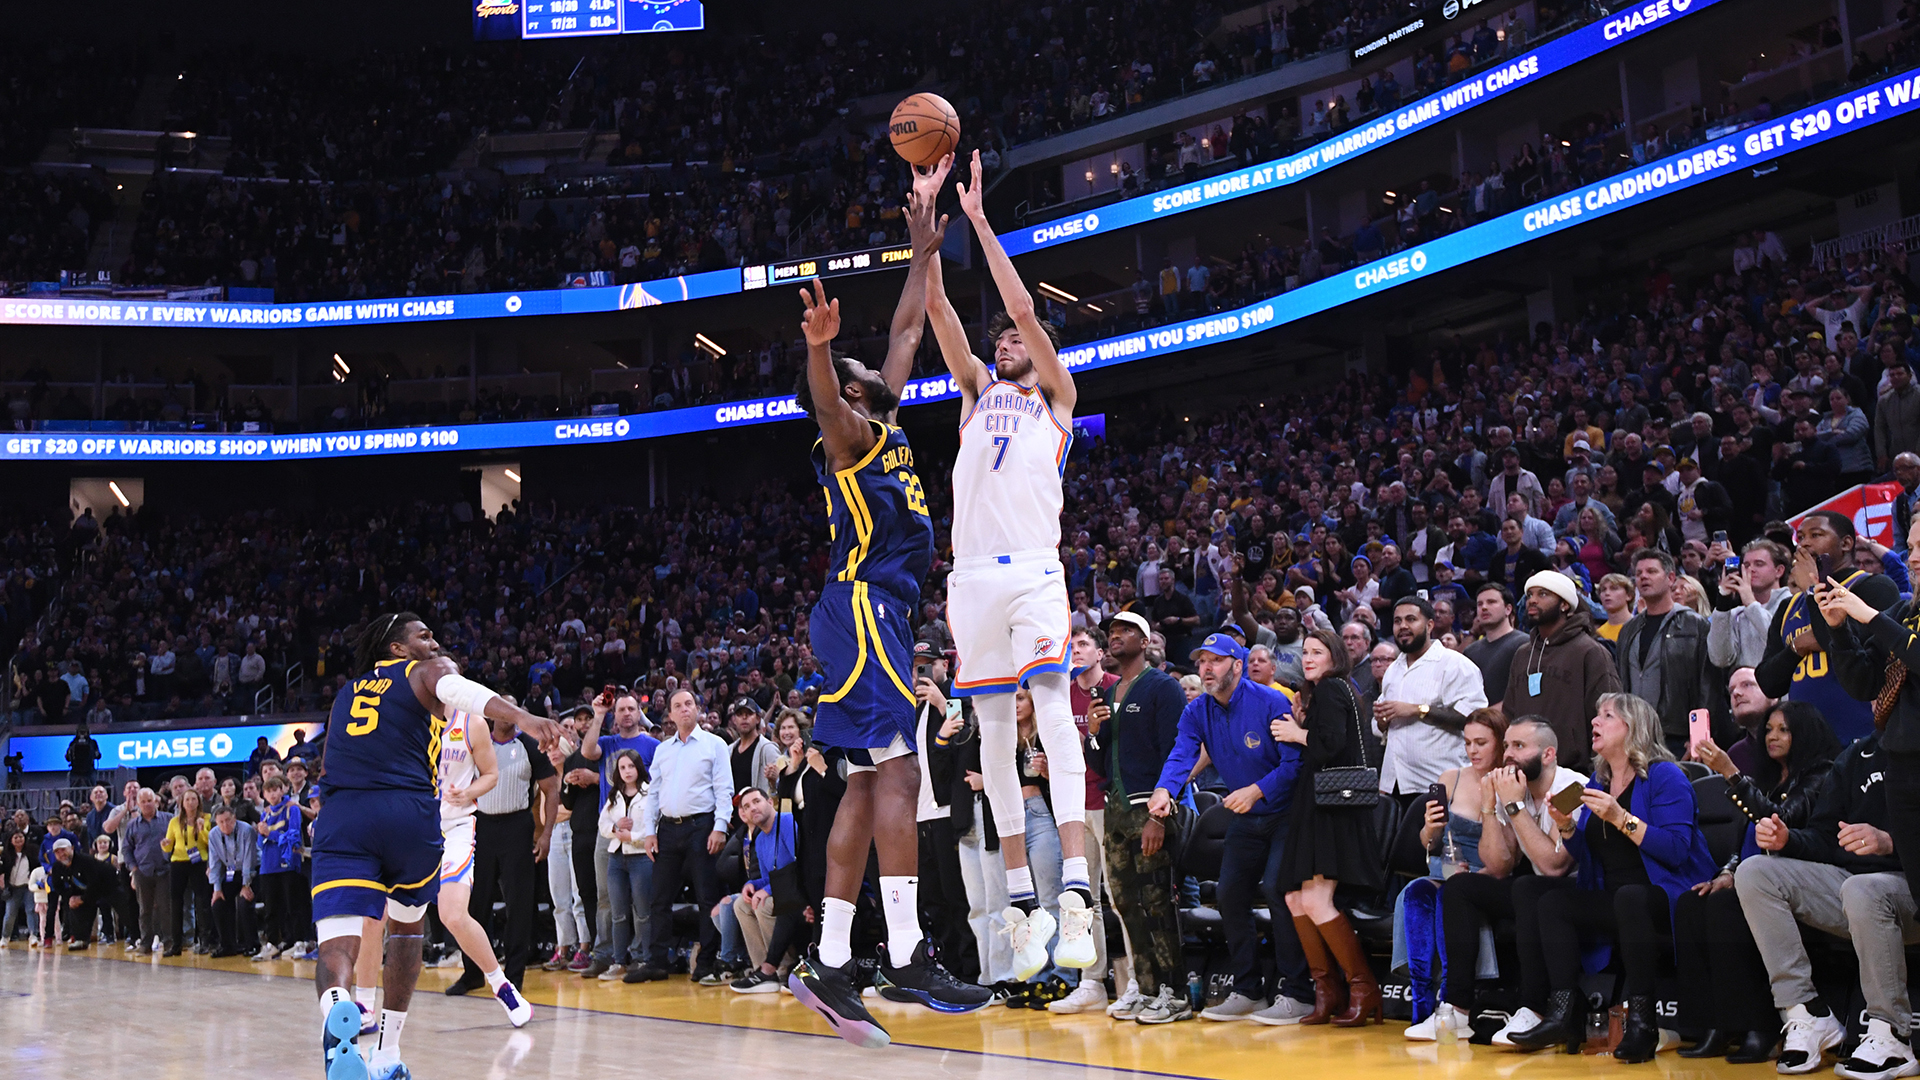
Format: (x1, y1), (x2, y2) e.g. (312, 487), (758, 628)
(1804, 998), (1831, 1018)
(1068, 885), (1094, 908)
(1013, 895), (1039, 915)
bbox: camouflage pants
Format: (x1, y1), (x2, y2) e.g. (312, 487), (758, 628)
(1104, 800), (1183, 994)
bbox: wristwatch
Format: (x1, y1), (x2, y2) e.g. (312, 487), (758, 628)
(1504, 800), (1527, 820)
(1417, 704), (1430, 720)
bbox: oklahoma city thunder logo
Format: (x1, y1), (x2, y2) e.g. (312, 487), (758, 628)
(1033, 637), (1055, 658)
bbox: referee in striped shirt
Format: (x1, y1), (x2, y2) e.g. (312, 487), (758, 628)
(449, 715), (559, 995)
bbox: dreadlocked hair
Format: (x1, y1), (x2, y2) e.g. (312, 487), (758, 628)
(353, 611), (422, 674)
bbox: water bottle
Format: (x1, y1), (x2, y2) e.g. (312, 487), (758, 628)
(1188, 971), (1205, 1012)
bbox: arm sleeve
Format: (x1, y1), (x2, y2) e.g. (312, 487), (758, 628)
(1753, 599), (1799, 699)
(640, 759), (661, 838)
(1303, 685), (1350, 769)
(709, 740), (733, 833)
(1706, 609), (1738, 669)
(1634, 766), (1704, 872)
(1254, 744), (1302, 808)
(1152, 678), (1189, 772)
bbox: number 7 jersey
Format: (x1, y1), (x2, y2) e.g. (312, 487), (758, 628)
(813, 419), (934, 604)
(953, 379), (1070, 558)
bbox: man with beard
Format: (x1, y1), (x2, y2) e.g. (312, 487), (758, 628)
(1415, 718), (1587, 1042)
(1462, 584), (1524, 708)
(1498, 571), (1619, 773)
(1375, 598), (1487, 807)
(1268, 606), (1305, 685)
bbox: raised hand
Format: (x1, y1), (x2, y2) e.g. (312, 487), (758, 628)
(799, 278), (840, 348)
(955, 149), (986, 222)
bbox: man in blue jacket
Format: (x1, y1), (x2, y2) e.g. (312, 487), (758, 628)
(1149, 633), (1305, 1025)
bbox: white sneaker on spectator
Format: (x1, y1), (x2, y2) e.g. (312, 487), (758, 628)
(1491, 1007), (1542, 1047)
(1199, 993), (1266, 1021)
(1250, 996), (1314, 1026)
(1002, 906), (1056, 982)
(1776, 1003), (1845, 1074)
(1134, 986), (1194, 1024)
(252, 943), (281, 962)
(1406, 1003), (1472, 1041)
(598, 964), (627, 982)
(1106, 982), (1145, 1019)
(1048, 979), (1109, 1014)
(1053, 892), (1097, 969)
(1836, 1019), (1920, 1080)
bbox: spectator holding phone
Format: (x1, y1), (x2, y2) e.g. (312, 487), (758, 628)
(577, 687), (660, 978)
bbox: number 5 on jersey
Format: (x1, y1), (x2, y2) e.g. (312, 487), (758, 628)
(347, 693), (382, 735)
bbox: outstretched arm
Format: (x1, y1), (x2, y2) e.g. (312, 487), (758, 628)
(880, 158), (956, 397)
(411, 657), (564, 753)
(926, 241), (991, 404)
(956, 149), (1076, 415)
(802, 278), (877, 470)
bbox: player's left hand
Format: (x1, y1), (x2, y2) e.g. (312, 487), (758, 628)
(518, 715), (566, 754)
(799, 278), (840, 347)
(706, 830), (727, 855)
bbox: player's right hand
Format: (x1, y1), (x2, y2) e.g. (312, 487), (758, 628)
(518, 715), (566, 753)
(955, 149), (986, 221)
(799, 278), (840, 347)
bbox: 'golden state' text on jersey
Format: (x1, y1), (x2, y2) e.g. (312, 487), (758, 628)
(318, 658), (447, 796)
(812, 419), (934, 605)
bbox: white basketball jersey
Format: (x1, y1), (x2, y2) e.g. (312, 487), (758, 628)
(438, 708), (480, 823)
(952, 379), (1069, 558)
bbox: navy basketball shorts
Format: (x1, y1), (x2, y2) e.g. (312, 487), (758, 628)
(310, 788), (443, 921)
(810, 580), (919, 763)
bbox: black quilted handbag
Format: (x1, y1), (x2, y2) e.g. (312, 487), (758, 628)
(1313, 682), (1380, 808)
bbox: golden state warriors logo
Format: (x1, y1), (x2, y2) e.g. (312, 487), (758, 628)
(1244, 732), (1261, 749)
(1033, 637), (1055, 658)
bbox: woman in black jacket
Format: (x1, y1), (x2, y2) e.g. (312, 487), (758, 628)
(1671, 700), (1840, 1061)
(1270, 629), (1383, 1026)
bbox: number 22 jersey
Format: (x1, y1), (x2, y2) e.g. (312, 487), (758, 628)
(813, 418), (934, 604)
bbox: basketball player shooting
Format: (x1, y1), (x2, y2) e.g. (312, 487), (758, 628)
(921, 150), (1096, 980)
(785, 184), (990, 1050)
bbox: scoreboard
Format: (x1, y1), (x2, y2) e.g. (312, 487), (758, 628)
(742, 243), (916, 290)
(515, 0), (702, 39)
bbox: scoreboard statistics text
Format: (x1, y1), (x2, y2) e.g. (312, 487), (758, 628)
(521, 0), (703, 38)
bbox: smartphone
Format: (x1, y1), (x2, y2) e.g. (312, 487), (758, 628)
(914, 662), (932, 682)
(1425, 782), (1449, 855)
(1711, 530), (1728, 546)
(1815, 551), (1835, 583)
(1549, 783), (1586, 816)
(1688, 707), (1711, 756)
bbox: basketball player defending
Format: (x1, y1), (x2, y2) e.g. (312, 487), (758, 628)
(923, 150), (1097, 980)
(786, 190), (990, 1049)
(346, 706), (530, 1032)
(313, 614), (560, 1080)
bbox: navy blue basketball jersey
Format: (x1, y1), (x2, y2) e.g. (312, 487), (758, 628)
(812, 419), (934, 604)
(318, 659), (447, 796)
(1778, 569), (1876, 744)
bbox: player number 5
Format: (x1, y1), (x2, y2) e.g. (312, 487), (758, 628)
(991, 435), (1011, 472)
(347, 694), (381, 736)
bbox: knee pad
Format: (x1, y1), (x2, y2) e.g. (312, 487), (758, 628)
(974, 694), (1027, 837)
(1025, 673), (1087, 827)
(316, 915), (364, 944)
(385, 900), (427, 922)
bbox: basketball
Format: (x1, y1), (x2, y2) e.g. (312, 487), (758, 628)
(888, 92), (959, 168)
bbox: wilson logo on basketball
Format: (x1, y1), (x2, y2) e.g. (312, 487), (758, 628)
(891, 121), (918, 135)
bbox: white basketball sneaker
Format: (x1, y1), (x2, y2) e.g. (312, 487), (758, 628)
(1003, 906), (1057, 982)
(1052, 891), (1097, 969)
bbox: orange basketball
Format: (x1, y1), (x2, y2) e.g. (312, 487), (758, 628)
(889, 92), (960, 168)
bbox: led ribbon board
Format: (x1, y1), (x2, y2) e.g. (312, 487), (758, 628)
(999, 0), (1724, 257)
(3, 70), (1912, 462)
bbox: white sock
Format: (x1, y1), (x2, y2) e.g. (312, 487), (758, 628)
(371, 1009), (407, 1069)
(819, 896), (857, 969)
(1006, 864), (1035, 903)
(880, 876), (921, 967)
(319, 985), (351, 1021)
(353, 986), (377, 1012)
(1062, 856), (1090, 893)
(483, 967), (507, 991)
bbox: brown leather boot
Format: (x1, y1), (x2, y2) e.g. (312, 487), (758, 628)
(1292, 914), (1346, 1025)
(1317, 913), (1381, 1027)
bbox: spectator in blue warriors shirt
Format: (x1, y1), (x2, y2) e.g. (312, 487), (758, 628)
(1148, 633), (1304, 1024)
